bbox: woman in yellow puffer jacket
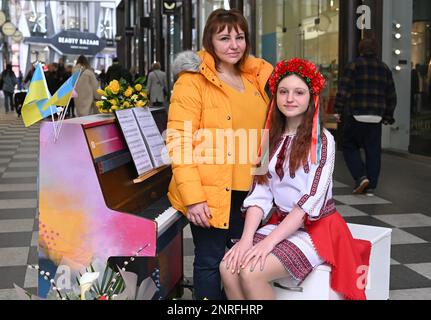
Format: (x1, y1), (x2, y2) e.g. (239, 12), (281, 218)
(166, 8), (273, 300)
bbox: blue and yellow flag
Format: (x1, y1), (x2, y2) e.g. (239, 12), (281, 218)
(41, 70), (81, 111)
(21, 64), (57, 127)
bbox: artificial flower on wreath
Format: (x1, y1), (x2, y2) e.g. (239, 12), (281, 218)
(14, 246), (161, 300)
(96, 76), (149, 113)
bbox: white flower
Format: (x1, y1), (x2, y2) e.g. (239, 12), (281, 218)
(80, 272), (100, 285)
(79, 272), (99, 300)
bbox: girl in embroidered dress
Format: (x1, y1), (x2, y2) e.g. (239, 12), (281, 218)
(219, 58), (371, 300)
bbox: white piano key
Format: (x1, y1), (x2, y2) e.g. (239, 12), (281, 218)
(156, 206), (181, 235)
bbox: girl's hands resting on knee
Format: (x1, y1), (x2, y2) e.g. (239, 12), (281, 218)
(241, 238), (276, 272)
(222, 238), (254, 274)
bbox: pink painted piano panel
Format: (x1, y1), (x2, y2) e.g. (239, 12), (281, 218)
(38, 119), (157, 270)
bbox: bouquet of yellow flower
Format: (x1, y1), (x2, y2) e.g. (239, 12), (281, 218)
(96, 77), (149, 113)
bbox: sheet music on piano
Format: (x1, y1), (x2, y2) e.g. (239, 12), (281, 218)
(133, 107), (168, 168)
(115, 109), (154, 175)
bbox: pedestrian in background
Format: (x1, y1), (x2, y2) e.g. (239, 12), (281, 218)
(166, 8), (273, 300)
(147, 62), (168, 107)
(17, 70), (23, 90)
(129, 66), (140, 82)
(98, 68), (107, 88)
(73, 55), (100, 117)
(65, 64), (76, 118)
(23, 64), (35, 89)
(334, 38), (397, 195)
(45, 63), (60, 95)
(106, 57), (132, 83)
(1, 63), (17, 113)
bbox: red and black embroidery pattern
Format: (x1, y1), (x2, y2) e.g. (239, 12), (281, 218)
(253, 233), (313, 282)
(297, 133), (328, 208)
(303, 161), (310, 174)
(275, 136), (291, 181)
(269, 136), (285, 164)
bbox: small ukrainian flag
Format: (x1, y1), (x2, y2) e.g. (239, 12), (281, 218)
(21, 64), (56, 127)
(41, 70), (81, 112)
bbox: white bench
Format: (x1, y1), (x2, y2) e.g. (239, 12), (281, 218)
(272, 223), (392, 300)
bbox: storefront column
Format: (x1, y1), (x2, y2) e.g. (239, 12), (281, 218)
(229, 0), (244, 13)
(2, 1), (10, 65)
(182, 0), (192, 50)
(154, 0), (164, 69)
(249, 0), (257, 55)
(336, 0), (362, 149)
(124, 0), (132, 70)
(338, 0), (362, 74)
(137, 0), (146, 76)
(363, 0), (384, 59)
(116, 1), (126, 65)
(261, 0), (277, 66)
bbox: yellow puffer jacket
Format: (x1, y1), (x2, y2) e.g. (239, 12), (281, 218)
(166, 50), (273, 229)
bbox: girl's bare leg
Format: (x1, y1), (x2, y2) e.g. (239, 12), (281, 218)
(220, 260), (246, 300)
(238, 255), (288, 300)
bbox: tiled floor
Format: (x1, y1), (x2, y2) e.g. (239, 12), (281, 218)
(1, 108), (431, 300)
(0, 110), (39, 298)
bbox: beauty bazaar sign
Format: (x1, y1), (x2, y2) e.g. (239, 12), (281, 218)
(51, 30), (106, 56)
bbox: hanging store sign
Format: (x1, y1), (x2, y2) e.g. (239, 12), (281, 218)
(51, 30), (106, 56)
(163, 0), (176, 14)
(12, 30), (23, 42)
(2, 21), (17, 36)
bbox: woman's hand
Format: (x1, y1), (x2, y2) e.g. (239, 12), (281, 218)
(222, 238), (253, 274)
(241, 238), (276, 272)
(186, 202), (212, 228)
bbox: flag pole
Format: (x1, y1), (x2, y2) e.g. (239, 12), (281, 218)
(39, 63), (57, 140)
(54, 69), (81, 142)
(49, 106), (57, 141)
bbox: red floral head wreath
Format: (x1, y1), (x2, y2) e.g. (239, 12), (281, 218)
(269, 57), (326, 96)
(259, 58), (326, 167)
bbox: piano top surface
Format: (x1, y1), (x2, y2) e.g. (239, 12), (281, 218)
(63, 114), (114, 125)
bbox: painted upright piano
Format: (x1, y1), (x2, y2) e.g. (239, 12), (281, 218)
(37, 110), (187, 299)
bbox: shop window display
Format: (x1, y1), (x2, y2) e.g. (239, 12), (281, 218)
(410, 20), (431, 156)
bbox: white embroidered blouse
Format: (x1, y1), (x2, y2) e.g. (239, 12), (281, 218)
(243, 129), (336, 222)
(241, 129), (336, 278)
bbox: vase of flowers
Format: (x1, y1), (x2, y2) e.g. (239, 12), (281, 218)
(96, 77), (149, 113)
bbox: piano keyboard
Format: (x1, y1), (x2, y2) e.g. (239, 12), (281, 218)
(155, 206), (182, 234)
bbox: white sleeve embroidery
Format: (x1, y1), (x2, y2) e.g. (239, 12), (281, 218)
(296, 132), (335, 219)
(242, 179), (274, 220)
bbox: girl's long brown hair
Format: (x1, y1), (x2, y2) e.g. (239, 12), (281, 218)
(256, 92), (325, 185)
